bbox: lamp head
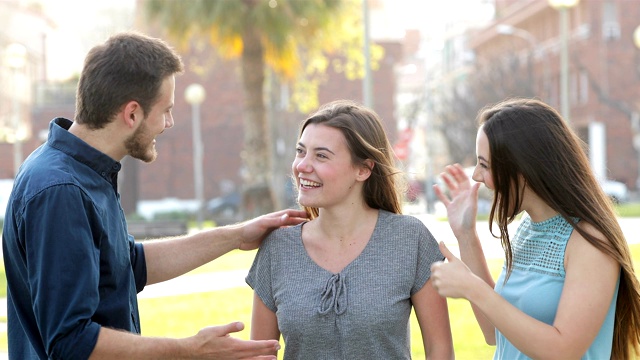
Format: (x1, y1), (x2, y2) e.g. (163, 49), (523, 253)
(496, 24), (515, 35)
(185, 83), (206, 105)
(548, 0), (580, 9)
(4, 43), (27, 69)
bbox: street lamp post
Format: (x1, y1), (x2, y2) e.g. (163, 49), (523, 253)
(5, 43), (28, 178)
(185, 83), (206, 229)
(633, 25), (640, 190)
(549, 0), (580, 124)
(362, 0), (373, 108)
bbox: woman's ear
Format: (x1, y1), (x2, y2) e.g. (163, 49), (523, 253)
(357, 159), (374, 181)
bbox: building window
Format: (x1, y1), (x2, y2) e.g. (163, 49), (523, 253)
(602, 1), (620, 41)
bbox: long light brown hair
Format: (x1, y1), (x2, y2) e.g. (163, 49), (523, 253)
(295, 100), (404, 219)
(479, 98), (640, 358)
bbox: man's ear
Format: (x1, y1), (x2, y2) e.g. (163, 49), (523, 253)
(357, 159), (374, 181)
(122, 101), (142, 128)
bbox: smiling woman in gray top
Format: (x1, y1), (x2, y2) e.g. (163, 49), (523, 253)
(246, 100), (454, 359)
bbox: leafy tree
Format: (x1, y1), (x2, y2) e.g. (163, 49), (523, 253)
(416, 53), (536, 166)
(144, 0), (379, 217)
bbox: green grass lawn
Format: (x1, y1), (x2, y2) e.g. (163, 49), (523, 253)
(136, 252), (503, 360)
(138, 245), (640, 360)
(615, 202), (640, 217)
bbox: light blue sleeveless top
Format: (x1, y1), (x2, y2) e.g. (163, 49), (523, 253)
(493, 214), (618, 359)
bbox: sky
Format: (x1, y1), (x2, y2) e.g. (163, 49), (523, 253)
(386, 0), (494, 34)
(38, 0), (135, 80)
(34, 0), (494, 80)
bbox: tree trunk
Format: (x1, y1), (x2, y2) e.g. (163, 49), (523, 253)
(240, 23), (275, 218)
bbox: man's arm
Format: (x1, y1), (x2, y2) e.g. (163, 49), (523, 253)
(90, 322), (280, 360)
(143, 209), (307, 284)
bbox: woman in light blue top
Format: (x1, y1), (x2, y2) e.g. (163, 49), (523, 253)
(430, 98), (640, 359)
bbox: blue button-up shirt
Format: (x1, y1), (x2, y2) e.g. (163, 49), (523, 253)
(2, 118), (147, 359)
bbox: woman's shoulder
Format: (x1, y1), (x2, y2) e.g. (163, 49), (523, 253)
(263, 222), (305, 248)
(379, 210), (426, 228)
(565, 220), (619, 281)
(377, 211), (430, 241)
(376, 211), (440, 259)
(567, 220), (608, 252)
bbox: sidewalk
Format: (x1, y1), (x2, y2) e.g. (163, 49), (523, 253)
(139, 269), (249, 298)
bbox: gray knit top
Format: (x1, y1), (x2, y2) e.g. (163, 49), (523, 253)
(246, 210), (443, 359)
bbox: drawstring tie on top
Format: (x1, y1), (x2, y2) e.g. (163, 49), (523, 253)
(318, 273), (348, 315)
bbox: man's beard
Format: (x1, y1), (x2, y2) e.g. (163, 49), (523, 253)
(125, 119), (157, 163)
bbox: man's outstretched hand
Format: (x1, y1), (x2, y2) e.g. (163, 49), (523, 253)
(188, 322), (280, 360)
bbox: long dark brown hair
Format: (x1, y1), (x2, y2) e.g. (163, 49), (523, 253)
(295, 100), (404, 219)
(479, 98), (640, 358)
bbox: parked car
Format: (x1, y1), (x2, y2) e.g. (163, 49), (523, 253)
(136, 197), (199, 220)
(600, 179), (629, 203)
(207, 192), (241, 224)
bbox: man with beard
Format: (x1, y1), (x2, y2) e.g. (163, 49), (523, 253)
(1, 32), (307, 360)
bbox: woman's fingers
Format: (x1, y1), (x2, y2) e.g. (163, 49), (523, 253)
(450, 164), (471, 187)
(433, 184), (450, 206)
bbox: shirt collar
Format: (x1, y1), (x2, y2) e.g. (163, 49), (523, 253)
(47, 118), (122, 181)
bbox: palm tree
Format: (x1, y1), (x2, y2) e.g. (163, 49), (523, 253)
(144, 0), (361, 217)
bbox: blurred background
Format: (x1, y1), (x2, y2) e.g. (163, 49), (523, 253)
(1, 0), (639, 227)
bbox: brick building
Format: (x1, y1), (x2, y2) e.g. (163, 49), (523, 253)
(469, 0), (640, 189)
(130, 38), (402, 212)
(1, 2), (405, 216)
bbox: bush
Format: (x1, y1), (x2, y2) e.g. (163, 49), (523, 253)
(615, 202), (640, 217)
(153, 211), (193, 222)
(125, 213), (147, 221)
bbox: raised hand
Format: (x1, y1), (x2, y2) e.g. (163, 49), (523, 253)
(433, 164), (481, 237)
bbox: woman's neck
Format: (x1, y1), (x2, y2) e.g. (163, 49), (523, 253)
(312, 205), (378, 243)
